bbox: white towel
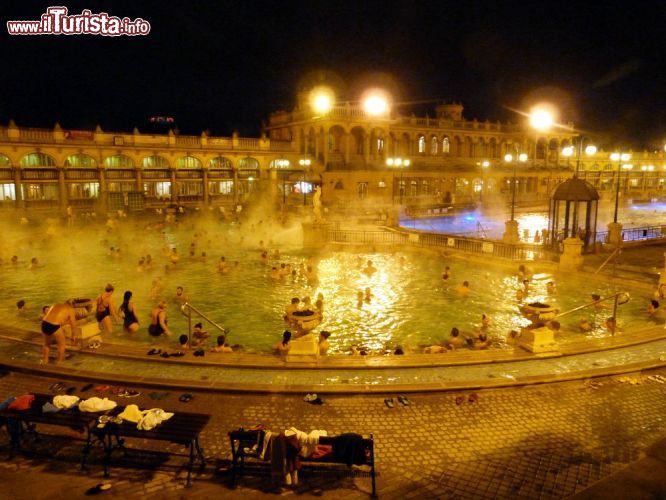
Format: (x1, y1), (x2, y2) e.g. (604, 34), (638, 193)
(137, 408), (174, 430)
(53, 395), (80, 409)
(79, 397), (117, 412)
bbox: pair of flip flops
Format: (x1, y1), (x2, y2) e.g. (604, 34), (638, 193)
(455, 393), (479, 405)
(384, 396), (411, 408)
(193, 349), (205, 357)
(179, 393), (193, 403)
(303, 393), (323, 405)
(50, 383), (77, 395)
(117, 389), (141, 398)
(88, 340), (102, 349)
(147, 348), (161, 356)
(85, 482), (112, 495)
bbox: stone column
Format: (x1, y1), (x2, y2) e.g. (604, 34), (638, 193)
(344, 133), (350, 164)
(170, 168), (178, 203)
(13, 166), (23, 209)
(660, 252), (666, 286)
(135, 168), (143, 193)
(58, 167), (67, 212)
(559, 237), (584, 270)
(502, 219), (520, 244)
(202, 168), (209, 206)
(98, 167), (107, 214)
(607, 221), (623, 248)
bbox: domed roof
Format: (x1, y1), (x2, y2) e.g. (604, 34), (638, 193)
(551, 177), (600, 201)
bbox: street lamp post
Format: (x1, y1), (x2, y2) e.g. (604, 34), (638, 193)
(608, 151), (631, 247)
(299, 158), (311, 206)
(386, 157), (411, 205)
(502, 152), (527, 243)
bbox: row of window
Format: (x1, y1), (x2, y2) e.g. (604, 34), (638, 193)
(1, 153), (260, 170)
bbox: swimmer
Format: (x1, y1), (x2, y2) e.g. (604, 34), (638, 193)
(40, 303), (77, 364)
(178, 334), (189, 350)
(473, 333), (489, 349)
(364, 288), (373, 302)
(456, 281), (471, 296)
(546, 281), (556, 294)
(516, 289), (525, 301)
(648, 299), (661, 318)
(39, 305), (50, 321)
(269, 266), (281, 280)
(28, 257), (39, 270)
(279, 263), (288, 277)
(447, 327), (465, 349)
(217, 255), (229, 274)
(442, 266), (451, 280)
(506, 330), (520, 346)
(136, 258), (146, 272)
(319, 331), (331, 355)
(578, 318), (594, 332)
(522, 279), (530, 293)
(211, 334), (233, 353)
(604, 316), (619, 334)
(301, 296), (314, 313)
(591, 294), (609, 310)
(16, 300), (28, 315)
(95, 283), (118, 335)
(148, 302), (172, 337)
(274, 330), (291, 356)
(119, 290), (140, 333)
(357, 291), (364, 308)
(481, 314), (491, 329)
(362, 260), (377, 276)
(174, 286), (188, 305)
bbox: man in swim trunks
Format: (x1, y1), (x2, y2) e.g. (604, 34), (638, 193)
(40, 302), (77, 365)
(149, 302), (172, 337)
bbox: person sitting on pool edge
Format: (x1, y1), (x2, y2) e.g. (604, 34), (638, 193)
(211, 334), (233, 353)
(178, 334), (189, 350)
(472, 332), (490, 349)
(318, 331), (331, 355)
(274, 330), (291, 356)
(446, 327), (465, 349)
(191, 322), (209, 346)
(148, 302), (172, 337)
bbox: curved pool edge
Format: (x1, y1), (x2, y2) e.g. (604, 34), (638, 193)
(1, 324), (666, 371)
(1, 349), (665, 394)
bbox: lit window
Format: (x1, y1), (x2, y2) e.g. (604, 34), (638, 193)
(209, 156), (233, 169)
(377, 138), (384, 153)
(418, 136), (426, 154)
(65, 154), (97, 168)
(430, 137), (438, 155)
(104, 155), (134, 168)
(357, 182), (368, 200)
(442, 137), (450, 154)
(175, 156), (202, 169)
(20, 153), (56, 167)
(142, 156), (169, 169)
(0, 183), (15, 200)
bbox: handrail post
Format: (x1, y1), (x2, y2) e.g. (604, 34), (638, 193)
(187, 304), (192, 346)
(612, 295), (619, 336)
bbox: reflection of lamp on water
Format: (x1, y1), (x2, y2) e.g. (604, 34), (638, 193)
(299, 158), (311, 206)
(502, 152), (527, 243)
(386, 157), (411, 205)
(608, 151), (631, 247)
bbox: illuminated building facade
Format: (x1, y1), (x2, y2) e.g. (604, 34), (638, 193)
(0, 97), (665, 215)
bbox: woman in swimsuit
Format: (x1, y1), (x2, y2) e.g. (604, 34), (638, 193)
(119, 290), (139, 333)
(148, 302), (172, 337)
(95, 283), (118, 335)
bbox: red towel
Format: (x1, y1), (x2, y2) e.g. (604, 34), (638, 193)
(8, 394), (35, 411)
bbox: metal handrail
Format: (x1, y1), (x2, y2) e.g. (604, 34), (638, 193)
(553, 291), (630, 336)
(181, 302), (227, 345)
(594, 247), (621, 274)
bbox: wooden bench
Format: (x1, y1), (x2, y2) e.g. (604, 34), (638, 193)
(228, 429), (376, 497)
(0, 393), (101, 470)
(98, 405), (209, 486)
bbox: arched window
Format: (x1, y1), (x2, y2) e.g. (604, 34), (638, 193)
(142, 155), (170, 169)
(0, 154), (10, 167)
(20, 153), (56, 167)
(175, 156), (202, 169)
(269, 159), (290, 169)
(239, 157), (259, 169)
(422, 180), (430, 195)
(442, 137), (450, 154)
(418, 135), (426, 154)
(209, 156), (232, 169)
(104, 155), (134, 168)
(65, 154), (97, 168)
(430, 136), (438, 155)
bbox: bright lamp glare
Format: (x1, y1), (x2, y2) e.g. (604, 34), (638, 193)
(585, 145), (597, 155)
(529, 106), (555, 131)
(562, 146), (574, 157)
(504, 154), (513, 162)
(518, 153), (528, 162)
(309, 87), (334, 114)
(362, 91), (389, 116)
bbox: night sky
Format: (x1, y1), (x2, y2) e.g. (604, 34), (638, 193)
(1, 1), (665, 148)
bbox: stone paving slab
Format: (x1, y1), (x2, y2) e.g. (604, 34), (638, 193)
(1, 369), (666, 499)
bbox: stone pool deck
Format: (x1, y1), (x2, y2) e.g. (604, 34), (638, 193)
(1, 368), (666, 499)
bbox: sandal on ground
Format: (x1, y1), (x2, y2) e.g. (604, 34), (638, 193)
(468, 393), (478, 403)
(303, 393), (317, 402)
(179, 393), (193, 403)
(455, 396), (465, 405)
(124, 390), (140, 398)
(384, 398), (394, 409)
(397, 395), (411, 406)
(85, 482), (112, 495)
(49, 382), (65, 392)
(170, 351), (185, 357)
(94, 385), (110, 393)
(80, 383), (94, 393)
(160, 352), (170, 358)
(147, 348), (161, 355)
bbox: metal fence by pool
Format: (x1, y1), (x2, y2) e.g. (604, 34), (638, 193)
(327, 228), (556, 261)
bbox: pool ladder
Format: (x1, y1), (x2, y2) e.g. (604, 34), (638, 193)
(181, 302), (228, 344)
(553, 291), (630, 336)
